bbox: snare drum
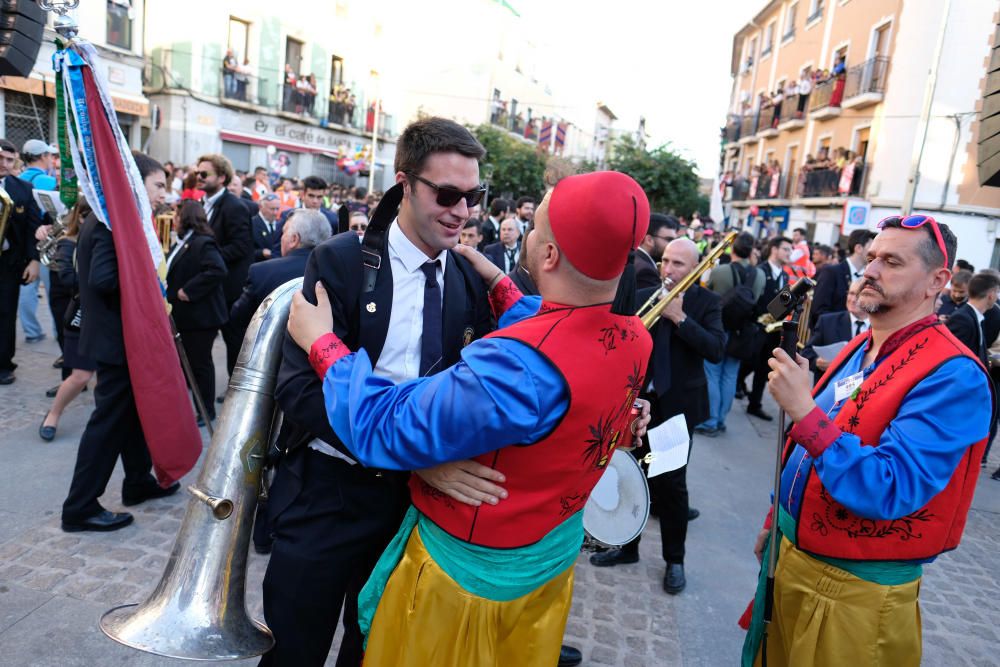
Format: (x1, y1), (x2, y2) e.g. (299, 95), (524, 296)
(582, 449), (650, 547)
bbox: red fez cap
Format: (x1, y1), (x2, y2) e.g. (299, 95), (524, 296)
(547, 171), (650, 280)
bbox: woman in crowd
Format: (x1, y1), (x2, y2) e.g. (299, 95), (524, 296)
(165, 200), (228, 425)
(39, 201), (95, 442)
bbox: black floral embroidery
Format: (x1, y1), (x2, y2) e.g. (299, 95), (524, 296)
(560, 493), (589, 517)
(418, 479), (456, 510)
(841, 338), (926, 434)
(812, 487), (932, 541)
(583, 413), (616, 469)
(598, 322), (638, 355)
(309, 336), (345, 374)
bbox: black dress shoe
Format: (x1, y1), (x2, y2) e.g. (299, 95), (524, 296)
(39, 414), (56, 442)
(216, 395), (225, 404)
(53, 356), (63, 368)
(992, 469), (1000, 481)
(558, 644), (583, 666)
(663, 562), (686, 594)
(0, 371), (14, 385)
(62, 510), (134, 533)
(734, 387), (746, 399)
(122, 482), (181, 507)
(589, 547), (639, 567)
(45, 384), (60, 398)
(747, 406), (773, 421)
(687, 507), (700, 521)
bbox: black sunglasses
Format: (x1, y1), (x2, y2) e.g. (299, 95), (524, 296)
(409, 173), (486, 208)
(196, 170), (213, 179)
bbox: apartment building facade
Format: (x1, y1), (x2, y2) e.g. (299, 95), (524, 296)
(721, 0), (1000, 270)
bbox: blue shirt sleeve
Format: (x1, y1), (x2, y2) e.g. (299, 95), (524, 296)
(321, 336), (568, 470)
(498, 295), (542, 328)
(812, 356), (991, 520)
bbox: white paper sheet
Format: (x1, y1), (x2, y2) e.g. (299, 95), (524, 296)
(813, 341), (847, 361)
(646, 413), (690, 478)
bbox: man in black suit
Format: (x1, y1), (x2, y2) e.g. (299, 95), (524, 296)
(590, 237), (725, 595)
(229, 174), (259, 216)
(276, 175), (340, 239)
(947, 272), (1000, 370)
(937, 269), (971, 319)
(810, 228), (875, 327)
(635, 213), (679, 290)
(251, 193), (282, 262)
(479, 197), (511, 249)
(260, 118), (504, 667)
(231, 209), (331, 336)
(0, 138), (44, 384)
(196, 153), (253, 375)
(747, 236), (792, 421)
(482, 218), (520, 274)
(801, 278), (869, 383)
(60, 152), (179, 533)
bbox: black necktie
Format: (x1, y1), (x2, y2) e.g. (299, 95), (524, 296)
(855, 320), (864, 336)
(506, 248), (517, 272)
(419, 261), (442, 377)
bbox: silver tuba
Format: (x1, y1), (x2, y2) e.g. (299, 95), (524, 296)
(100, 277), (303, 659)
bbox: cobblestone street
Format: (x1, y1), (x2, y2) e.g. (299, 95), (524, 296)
(1, 322), (999, 666)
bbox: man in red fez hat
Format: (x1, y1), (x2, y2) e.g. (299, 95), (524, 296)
(286, 171), (653, 666)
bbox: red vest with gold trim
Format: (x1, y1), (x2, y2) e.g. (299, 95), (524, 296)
(792, 321), (989, 560)
(410, 302), (652, 548)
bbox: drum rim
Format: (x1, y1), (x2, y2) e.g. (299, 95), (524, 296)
(582, 449), (650, 547)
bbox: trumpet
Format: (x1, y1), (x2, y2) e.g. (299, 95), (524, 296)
(37, 216), (68, 266)
(637, 231), (737, 329)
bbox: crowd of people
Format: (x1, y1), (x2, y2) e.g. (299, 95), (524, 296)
(723, 144), (867, 201)
(0, 116), (995, 667)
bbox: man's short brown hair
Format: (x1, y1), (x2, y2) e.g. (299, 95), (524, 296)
(196, 153), (235, 186)
(394, 117), (485, 177)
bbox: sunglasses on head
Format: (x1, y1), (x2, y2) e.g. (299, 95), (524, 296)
(261, 193), (279, 202)
(409, 173), (486, 208)
(876, 215), (948, 268)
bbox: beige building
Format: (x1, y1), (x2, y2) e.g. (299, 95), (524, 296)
(721, 0), (1000, 270)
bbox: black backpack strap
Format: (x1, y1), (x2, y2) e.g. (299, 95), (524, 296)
(729, 262), (743, 287)
(360, 182), (404, 294)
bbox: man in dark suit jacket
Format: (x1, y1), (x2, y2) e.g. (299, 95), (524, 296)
(276, 175), (340, 241)
(479, 198), (511, 250)
(590, 238), (725, 597)
(196, 154), (253, 375)
(634, 213), (679, 290)
(0, 138), (44, 384)
(801, 278), (869, 382)
(61, 153), (179, 532)
(251, 194), (282, 262)
(810, 229), (875, 327)
(947, 273), (1000, 369)
(260, 119), (502, 667)
(483, 218), (520, 274)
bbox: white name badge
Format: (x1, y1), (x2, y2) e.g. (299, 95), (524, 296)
(834, 371), (865, 403)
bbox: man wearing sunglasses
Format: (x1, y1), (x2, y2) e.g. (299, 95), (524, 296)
(259, 118), (502, 667)
(742, 215), (993, 666)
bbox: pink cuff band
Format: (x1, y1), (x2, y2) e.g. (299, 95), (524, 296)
(789, 406), (842, 458)
(309, 333), (348, 378)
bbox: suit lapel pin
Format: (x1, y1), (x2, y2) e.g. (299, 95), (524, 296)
(463, 327), (474, 347)
(366, 302), (377, 313)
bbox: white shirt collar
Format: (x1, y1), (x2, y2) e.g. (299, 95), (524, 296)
(637, 247), (655, 266)
(847, 256), (865, 276)
(204, 187), (225, 208)
(388, 219), (448, 275)
(768, 261), (783, 278)
(849, 313), (869, 331)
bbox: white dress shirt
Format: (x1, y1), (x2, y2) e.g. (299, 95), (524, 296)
(165, 230), (193, 274)
(203, 188), (225, 220)
(310, 220), (447, 462)
(848, 313), (869, 337)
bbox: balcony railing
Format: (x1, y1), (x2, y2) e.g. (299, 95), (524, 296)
(740, 113), (759, 139)
(220, 68), (270, 107)
(777, 93), (808, 125)
(799, 162), (869, 198)
(810, 79), (834, 111)
(844, 56), (889, 102)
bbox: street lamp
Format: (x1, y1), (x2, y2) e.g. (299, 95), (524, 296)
(482, 162), (495, 211)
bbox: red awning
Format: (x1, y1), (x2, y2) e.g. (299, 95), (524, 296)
(219, 129), (323, 154)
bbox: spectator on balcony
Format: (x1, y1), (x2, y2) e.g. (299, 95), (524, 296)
(770, 86), (785, 127)
(796, 70), (812, 117)
(830, 54), (847, 107)
(298, 74), (317, 114)
(235, 58), (250, 102)
(223, 49), (238, 98)
(346, 93), (357, 126)
(282, 64), (297, 112)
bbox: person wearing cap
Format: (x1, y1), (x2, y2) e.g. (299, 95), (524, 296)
(0, 137), (45, 384)
(15, 139), (58, 349)
(20, 139), (58, 190)
(286, 170), (654, 666)
(740, 215), (992, 666)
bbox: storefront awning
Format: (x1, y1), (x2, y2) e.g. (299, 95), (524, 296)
(0, 76), (149, 116)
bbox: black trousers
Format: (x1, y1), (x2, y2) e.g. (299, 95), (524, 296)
(220, 316), (242, 377)
(49, 292), (72, 380)
(259, 447), (410, 667)
(623, 401), (695, 564)
(748, 330), (781, 410)
(178, 327), (217, 420)
(61, 361), (158, 521)
(0, 258), (22, 372)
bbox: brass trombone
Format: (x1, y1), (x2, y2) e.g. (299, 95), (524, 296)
(637, 231), (737, 329)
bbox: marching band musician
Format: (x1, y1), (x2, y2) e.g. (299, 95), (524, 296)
(590, 237), (725, 595)
(259, 118), (497, 667)
(286, 170), (654, 667)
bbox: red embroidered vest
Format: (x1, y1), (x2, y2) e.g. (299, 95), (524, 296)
(410, 303), (652, 548)
(793, 321), (990, 560)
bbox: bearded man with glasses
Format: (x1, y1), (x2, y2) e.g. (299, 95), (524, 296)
(740, 214), (994, 667)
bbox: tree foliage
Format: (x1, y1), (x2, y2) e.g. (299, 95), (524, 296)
(606, 135), (708, 217)
(470, 124), (547, 200)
